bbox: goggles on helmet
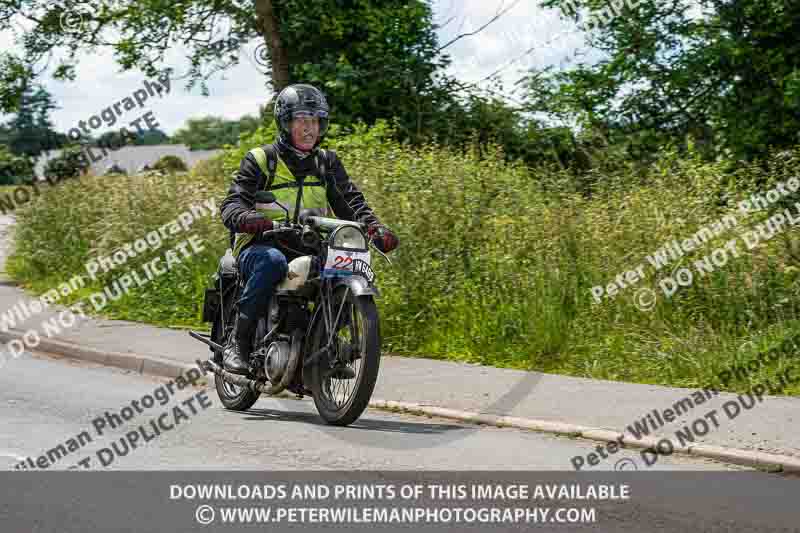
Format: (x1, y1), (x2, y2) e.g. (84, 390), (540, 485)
(286, 109), (329, 137)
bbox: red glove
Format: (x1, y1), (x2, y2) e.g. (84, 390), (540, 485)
(367, 224), (399, 253)
(238, 212), (273, 234)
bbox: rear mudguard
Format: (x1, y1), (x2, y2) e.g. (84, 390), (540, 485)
(203, 249), (238, 323)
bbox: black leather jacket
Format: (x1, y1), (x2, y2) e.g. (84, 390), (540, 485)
(220, 141), (381, 253)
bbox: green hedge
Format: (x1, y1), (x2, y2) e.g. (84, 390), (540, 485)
(0, 145), (34, 185)
(8, 122), (800, 394)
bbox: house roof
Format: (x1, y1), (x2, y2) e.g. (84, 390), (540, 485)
(34, 144), (222, 178)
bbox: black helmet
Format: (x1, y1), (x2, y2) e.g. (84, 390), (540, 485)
(273, 84), (330, 150)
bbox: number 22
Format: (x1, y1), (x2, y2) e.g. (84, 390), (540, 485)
(333, 256), (352, 269)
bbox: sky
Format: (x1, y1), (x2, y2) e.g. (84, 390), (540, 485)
(1, 0), (589, 137)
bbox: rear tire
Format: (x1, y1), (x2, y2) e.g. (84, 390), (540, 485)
(310, 289), (380, 426)
(212, 312), (262, 411)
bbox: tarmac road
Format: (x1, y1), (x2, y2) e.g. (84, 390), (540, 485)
(5, 352), (800, 533)
(0, 352), (745, 472)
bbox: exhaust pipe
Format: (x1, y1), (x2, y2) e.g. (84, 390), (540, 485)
(189, 330), (225, 352)
(197, 329), (304, 396)
(202, 359), (263, 392)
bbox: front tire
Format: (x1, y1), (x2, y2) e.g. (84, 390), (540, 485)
(212, 312), (262, 411)
(310, 289), (381, 426)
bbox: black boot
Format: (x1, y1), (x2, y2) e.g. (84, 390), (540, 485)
(224, 313), (256, 375)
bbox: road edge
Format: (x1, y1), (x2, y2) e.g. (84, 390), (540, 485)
(4, 329), (800, 473)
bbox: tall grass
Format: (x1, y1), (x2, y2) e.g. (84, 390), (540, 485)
(8, 122), (800, 394)
(6, 170), (224, 326)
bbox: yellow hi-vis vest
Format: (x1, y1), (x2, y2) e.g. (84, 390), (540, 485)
(232, 146), (334, 258)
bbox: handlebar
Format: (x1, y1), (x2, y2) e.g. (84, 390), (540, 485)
(262, 218), (366, 238)
(260, 220), (392, 264)
(260, 223), (319, 250)
(261, 228), (291, 238)
(260, 222), (300, 238)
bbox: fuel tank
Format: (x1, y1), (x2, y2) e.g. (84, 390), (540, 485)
(276, 255), (313, 291)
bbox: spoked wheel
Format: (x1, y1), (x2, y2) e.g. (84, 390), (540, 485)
(310, 286), (381, 426)
(212, 312), (261, 411)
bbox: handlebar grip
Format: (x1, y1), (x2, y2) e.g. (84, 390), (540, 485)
(261, 228), (284, 237)
(261, 224), (298, 238)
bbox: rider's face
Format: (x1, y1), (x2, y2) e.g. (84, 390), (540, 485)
(290, 116), (319, 151)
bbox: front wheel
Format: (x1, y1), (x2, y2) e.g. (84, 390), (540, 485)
(309, 288), (381, 426)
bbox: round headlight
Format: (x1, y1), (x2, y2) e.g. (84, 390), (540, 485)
(332, 226), (366, 250)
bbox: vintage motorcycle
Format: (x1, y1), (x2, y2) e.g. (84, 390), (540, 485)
(190, 190), (389, 426)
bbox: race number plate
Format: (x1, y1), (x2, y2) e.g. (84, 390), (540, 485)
(352, 258), (375, 283)
(322, 248), (371, 279)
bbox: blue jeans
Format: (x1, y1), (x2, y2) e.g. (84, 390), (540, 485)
(236, 244), (288, 321)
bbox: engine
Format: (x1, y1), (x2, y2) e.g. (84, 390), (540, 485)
(264, 341), (291, 383)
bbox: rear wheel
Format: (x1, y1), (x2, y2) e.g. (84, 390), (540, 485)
(310, 287), (380, 426)
(212, 312), (262, 411)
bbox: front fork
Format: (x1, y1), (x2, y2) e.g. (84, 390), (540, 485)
(302, 279), (357, 372)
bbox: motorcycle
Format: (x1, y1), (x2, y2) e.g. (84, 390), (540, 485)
(190, 190), (390, 426)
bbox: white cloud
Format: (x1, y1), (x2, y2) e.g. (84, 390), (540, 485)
(34, 43), (271, 136)
(434, 0), (589, 102)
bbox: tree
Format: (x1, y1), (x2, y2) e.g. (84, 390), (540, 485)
(530, 0), (800, 161)
(270, 0), (451, 141)
(132, 128), (170, 146)
(0, 84), (62, 157)
(0, 144), (34, 184)
(0, 0), (450, 124)
(151, 155), (188, 173)
(1, 1), (542, 154)
(172, 116), (261, 150)
(96, 128), (170, 148)
(43, 145), (88, 181)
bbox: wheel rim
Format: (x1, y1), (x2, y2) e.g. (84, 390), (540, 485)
(222, 377), (244, 398)
(320, 297), (366, 412)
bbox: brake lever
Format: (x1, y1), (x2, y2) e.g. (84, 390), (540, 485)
(261, 225), (292, 238)
(369, 240), (392, 265)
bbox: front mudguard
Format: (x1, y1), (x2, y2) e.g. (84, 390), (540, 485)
(302, 276), (378, 373)
(333, 275), (380, 298)
(305, 275), (379, 344)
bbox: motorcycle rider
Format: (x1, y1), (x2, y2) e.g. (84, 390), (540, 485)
(219, 83), (399, 375)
